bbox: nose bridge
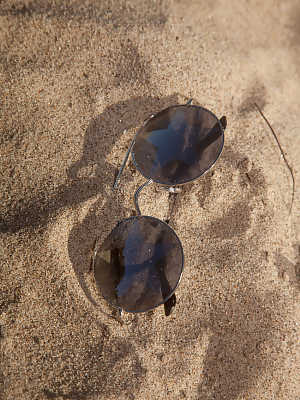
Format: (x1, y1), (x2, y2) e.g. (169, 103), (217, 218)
(133, 179), (153, 216)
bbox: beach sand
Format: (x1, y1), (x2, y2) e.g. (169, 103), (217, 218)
(0, 1), (300, 399)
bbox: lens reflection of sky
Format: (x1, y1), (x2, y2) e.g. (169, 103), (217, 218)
(116, 220), (173, 300)
(146, 124), (201, 176)
(133, 106), (224, 185)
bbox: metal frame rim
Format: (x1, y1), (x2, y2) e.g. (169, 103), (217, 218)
(93, 214), (185, 314)
(131, 104), (225, 186)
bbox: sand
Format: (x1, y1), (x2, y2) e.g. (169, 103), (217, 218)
(0, 1), (300, 399)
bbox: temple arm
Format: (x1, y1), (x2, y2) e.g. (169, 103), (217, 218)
(113, 139), (135, 190)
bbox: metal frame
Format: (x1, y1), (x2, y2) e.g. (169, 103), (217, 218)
(93, 215), (185, 315)
(114, 100), (226, 190)
(99, 99), (227, 317)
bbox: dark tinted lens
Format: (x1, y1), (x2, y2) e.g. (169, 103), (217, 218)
(93, 216), (184, 313)
(132, 105), (224, 185)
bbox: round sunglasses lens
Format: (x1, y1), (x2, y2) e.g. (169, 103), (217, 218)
(132, 105), (224, 185)
(93, 216), (184, 313)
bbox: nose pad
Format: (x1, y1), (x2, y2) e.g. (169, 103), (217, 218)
(164, 293), (176, 316)
(158, 186), (182, 193)
(220, 116), (227, 131)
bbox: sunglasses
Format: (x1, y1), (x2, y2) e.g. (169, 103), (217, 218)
(92, 99), (227, 317)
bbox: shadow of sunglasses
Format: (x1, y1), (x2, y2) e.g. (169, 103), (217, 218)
(92, 100), (227, 318)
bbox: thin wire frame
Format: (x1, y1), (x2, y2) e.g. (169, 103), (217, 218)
(131, 104), (225, 186)
(97, 101), (227, 316)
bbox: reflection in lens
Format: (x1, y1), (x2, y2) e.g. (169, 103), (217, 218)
(132, 105), (224, 185)
(93, 216), (184, 313)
